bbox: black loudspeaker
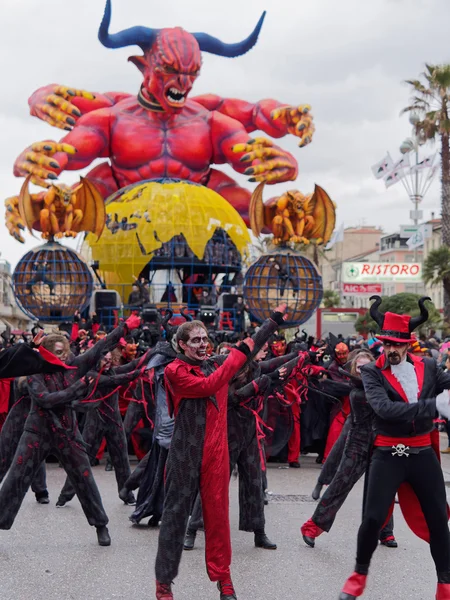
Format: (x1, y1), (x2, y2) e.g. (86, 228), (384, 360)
(221, 294), (239, 310)
(94, 290), (119, 311)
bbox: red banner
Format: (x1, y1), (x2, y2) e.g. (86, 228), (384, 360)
(342, 283), (382, 295)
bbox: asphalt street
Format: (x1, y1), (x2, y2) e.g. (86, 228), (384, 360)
(1, 441), (450, 600)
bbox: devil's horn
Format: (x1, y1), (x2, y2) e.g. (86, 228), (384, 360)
(98, 0), (158, 50)
(409, 297), (432, 332)
(161, 308), (173, 330)
(193, 12), (266, 57)
(180, 308), (193, 322)
(369, 295), (384, 329)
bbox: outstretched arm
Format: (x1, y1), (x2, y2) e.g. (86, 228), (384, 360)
(166, 348), (248, 399)
(28, 84), (131, 130)
(195, 94), (313, 147)
(14, 109), (111, 188)
(28, 374), (87, 409)
(210, 112), (298, 185)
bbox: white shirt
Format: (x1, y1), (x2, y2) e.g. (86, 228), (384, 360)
(390, 359), (419, 404)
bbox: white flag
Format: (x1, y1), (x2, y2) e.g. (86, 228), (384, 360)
(426, 164), (439, 181)
(326, 223), (344, 249)
(391, 154), (410, 172)
(410, 153), (436, 173)
(371, 154), (394, 179)
(384, 169), (407, 188)
(406, 223), (432, 250)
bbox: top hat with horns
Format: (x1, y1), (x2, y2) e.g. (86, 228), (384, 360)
(369, 295), (431, 344)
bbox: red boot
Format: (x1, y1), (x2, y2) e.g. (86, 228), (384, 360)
(301, 518), (324, 548)
(338, 572), (367, 599)
(156, 581), (173, 599)
(436, 583), (450, 599)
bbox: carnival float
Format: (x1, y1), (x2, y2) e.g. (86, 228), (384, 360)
(5, 0), (336, 327)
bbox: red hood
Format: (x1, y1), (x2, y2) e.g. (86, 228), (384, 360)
(38, 346), (76, 370)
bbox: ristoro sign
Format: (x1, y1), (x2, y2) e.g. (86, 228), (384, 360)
(342, 262), (422, 283)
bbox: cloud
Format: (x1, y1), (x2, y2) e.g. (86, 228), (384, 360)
(0, 0), (449, 270)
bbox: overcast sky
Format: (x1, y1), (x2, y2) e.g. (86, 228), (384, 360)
(1, 0), (450, 267)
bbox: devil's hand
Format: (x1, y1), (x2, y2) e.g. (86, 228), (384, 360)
(14, 141), (77, 188)
(233, 137), (298, 184)
(29, 84), (95, 131)
(271, 105), (315, 148)
(4, 196), (26, 243)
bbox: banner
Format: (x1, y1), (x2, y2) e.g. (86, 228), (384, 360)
(342, 262), (422, 283)
(342, 283), (382, 296)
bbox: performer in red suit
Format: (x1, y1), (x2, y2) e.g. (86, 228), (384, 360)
(155, 307), (286, 600)
(338, 296), (450, 600)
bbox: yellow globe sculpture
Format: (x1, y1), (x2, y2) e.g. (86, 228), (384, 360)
(82, 179), (251, 294)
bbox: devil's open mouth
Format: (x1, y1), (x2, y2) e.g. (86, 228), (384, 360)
(166, 87), (186, 104)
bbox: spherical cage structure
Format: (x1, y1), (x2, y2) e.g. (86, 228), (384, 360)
(243, 253), (323, 327)
(13, 242), (94, 322)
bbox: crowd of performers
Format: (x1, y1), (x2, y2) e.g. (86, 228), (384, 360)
(1, 296), (450, 598)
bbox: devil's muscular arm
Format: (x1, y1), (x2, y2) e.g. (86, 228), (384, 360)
(195, 95), (290, 137)
(46, 110), (112, 175)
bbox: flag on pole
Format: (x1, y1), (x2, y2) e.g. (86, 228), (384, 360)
(406, 223), (429, 250)
(410, 153), (436, 173)
(391, 154), (410, 172)
(326, 223), (344, 249)
(371, 154), (394, 179)
(384, 169), (407, 188)
(426, 164), (439, 182)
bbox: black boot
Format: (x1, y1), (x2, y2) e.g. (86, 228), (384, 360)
(148, 515), (160, 527)
(380, 538), (398, 548)
(217, 579), (237, 600)
(35, 491), (50, 505)
(55, 496), (67, 507)
(289, 461), (301, 468)
(311, 482), (323, 500)
(96, 525), (111, 546)
(339, 594), (357, 600)
(105, 459), (114, 472)
(121, 491), (136, 505)
(183, 528), (196, 550)
(254, 532), (277, 550)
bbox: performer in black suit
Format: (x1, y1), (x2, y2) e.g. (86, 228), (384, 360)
(338, 297), (450, 600)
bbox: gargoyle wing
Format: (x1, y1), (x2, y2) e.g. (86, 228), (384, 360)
(18, 175), (41, 235)
(73, 177), (106, 239)
(303, 185), (336, 245)
(249, 182), (280, 236)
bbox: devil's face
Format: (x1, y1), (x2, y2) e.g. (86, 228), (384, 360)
(135, 28), (201, 113)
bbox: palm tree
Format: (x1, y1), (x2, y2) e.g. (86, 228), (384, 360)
(423, 246), (450, 323)
(403, 64), (450, 318)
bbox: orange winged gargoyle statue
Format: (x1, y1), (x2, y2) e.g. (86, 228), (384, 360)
(249, 182), (336, 246)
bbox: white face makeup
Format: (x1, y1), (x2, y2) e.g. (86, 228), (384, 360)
(355, 355), (372, 374)
(179, 327), (209, 361)
(53, 341), (69, 363)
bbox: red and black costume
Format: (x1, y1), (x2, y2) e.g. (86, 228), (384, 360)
(186, 337), (297, 550)
(339, 297), (450, 600)
(301, 374), (395, 547)
(0, 377), (48, 502)
(323, 338), (350, 461)
(155, 311), (285, 599)
(0, 319), (138, 543)
(56, 349), (152, 506)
